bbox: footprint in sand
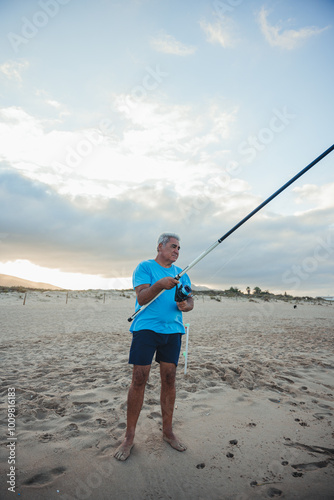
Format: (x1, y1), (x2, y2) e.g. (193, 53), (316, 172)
(95, 418), (107, 427)
(66, 423), (79, 432)
(318, 403), (333, 410)
(191, 404), (212, 415)
(55, 407), (66, 417)
(34, 409), (48, 420)
(196, 463), (205, 469)
(146, 398), (159, 405)
(313, 412), (333, 420)
(192, 404), (211, 410)
(70, 412), (92, 422)
(292, 460), (329, 471)
(147, 411), (161, 420)
(38, 433), (53, 443)
(267, 487), (283, 497)
(23, 466), (66, 486)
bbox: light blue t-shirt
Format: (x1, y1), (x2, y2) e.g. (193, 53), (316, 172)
(129, 259), (191, 334)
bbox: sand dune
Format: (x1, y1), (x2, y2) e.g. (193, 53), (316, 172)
(0, 273), (63, 290)
(0, 290), (333, 499)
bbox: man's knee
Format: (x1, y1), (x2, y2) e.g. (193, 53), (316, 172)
(164, 373), (176, 388)
(132, 365), (150, 387)
(161, 365), (176, 387)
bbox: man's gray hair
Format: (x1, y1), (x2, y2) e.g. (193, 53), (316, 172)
(157, 232), (180, 251)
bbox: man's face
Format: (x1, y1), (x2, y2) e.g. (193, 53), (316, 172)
(159, 237), (180, 263)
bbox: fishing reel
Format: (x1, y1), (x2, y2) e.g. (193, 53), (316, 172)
(174, 283), (192, 302)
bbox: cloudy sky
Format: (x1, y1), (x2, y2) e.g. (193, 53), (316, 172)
(0, 0), (333, 295)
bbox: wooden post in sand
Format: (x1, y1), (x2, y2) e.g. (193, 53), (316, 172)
(104, 293), (106, 304)
(23, 292), (27, 305)
(66, 292), (68, 304)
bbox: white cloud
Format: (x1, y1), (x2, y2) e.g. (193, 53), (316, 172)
(35, 89), (71, 117)
(150, 33), (196, 55)
(46, 99), (62, 108)
(293, 183), (334, 214)
(0, 60), (29, 82)
(0, 100), (237, 201)
(1, 158), (332, 295)
(114, 95), (236, 154)
(200, 18), (238, 48)
(258, 7), (329, 50)
(0, 107), (70, 166)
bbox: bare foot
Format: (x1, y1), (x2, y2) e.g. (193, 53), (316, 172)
(114, 438), (134, 461)
(163, 433), (187, 452)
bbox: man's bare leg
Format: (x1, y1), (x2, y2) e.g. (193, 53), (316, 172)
(160, 361), (187, 452)
(114, 364), (151, 461)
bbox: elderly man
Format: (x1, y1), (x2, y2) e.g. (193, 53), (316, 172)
(114, 232), (194, 461)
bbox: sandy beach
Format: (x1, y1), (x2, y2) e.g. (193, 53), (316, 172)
(0, 290), (333, 499)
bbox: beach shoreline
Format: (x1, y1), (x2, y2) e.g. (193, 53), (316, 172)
(1, 291), (333, 499)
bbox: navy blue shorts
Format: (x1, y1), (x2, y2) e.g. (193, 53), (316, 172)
(129, 330), (182, 366)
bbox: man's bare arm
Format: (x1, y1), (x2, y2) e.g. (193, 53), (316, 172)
(135, 277), (179, 306)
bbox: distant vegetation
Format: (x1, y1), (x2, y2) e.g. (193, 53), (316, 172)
(0, 286), (67, 293)
(192, 286), (328, 303)
(0, 285), (328, 303)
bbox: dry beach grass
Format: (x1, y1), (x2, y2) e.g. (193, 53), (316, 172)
(0, 290), (333, 499)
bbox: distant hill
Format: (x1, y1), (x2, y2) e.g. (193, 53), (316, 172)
(192, 284), (210, 291)
(0, 274), (64, 290)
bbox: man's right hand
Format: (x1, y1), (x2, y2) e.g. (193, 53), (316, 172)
(135, 278), (179, 306)
(158, 277), (179, 290)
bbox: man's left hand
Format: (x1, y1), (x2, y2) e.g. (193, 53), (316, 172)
(176, 299), (193, 312)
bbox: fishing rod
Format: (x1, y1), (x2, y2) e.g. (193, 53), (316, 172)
(128, 144), (334, 322)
